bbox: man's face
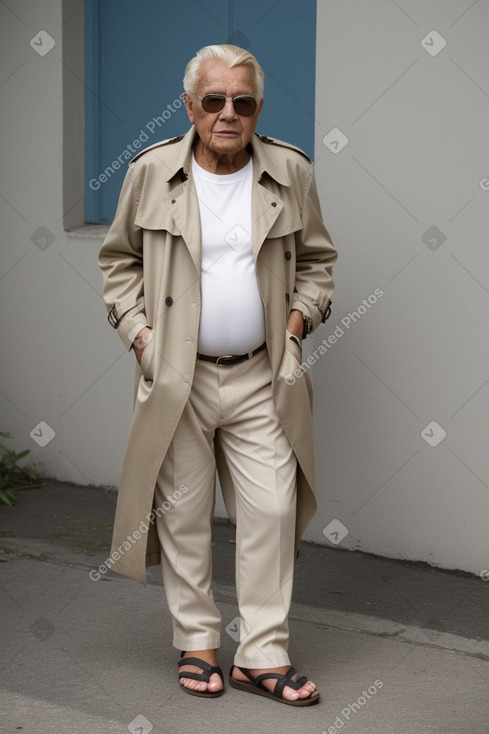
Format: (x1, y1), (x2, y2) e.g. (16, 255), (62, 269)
(184, 60), (264, 157)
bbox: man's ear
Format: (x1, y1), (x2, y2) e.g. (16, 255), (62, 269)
(183, 92), (194, 123)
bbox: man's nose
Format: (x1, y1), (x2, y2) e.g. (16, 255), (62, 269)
(219, 98), (238, 119)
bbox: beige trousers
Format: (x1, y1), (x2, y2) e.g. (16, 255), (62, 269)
(154, 347), (297, 668)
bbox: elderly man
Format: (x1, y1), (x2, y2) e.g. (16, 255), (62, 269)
(99, 44), (337, 706)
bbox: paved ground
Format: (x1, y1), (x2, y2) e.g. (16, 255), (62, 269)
(1, 481), (488, 733)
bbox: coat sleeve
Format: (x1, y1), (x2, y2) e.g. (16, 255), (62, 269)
(291, 166), (338, 332)
(98, 165), (148, 351)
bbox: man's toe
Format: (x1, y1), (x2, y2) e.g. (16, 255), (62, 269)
(180, 676), (207, 692)
(207, 672), (224, 692)
(282, 686), (300, 700)
(286, 678), (317, 700)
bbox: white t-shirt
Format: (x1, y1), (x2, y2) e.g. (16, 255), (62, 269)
(192, 155), (266, 356)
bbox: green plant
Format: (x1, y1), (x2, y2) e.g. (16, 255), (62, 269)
(0, 431), (43, 506)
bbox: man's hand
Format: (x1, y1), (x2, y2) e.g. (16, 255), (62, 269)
(132, 327), (153, 364)
(286, 310), (304, 341)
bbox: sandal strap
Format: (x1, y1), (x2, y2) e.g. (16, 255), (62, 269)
(284, 666), (308, 688)
(272, 668), (308, 698)
(233, 665), (310, 699)
(179, 670), (211, 682)
(231, 665), (257, 684)
(254, 672), (285, 686)
(178, 657), (223, 683)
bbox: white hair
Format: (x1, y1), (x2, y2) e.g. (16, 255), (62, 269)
(183, 44), (264, 99)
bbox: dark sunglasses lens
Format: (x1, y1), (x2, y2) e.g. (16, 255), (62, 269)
(201, 95), (256, 116)
(201, 95), (226, 113)
(233, 97), (257, 116)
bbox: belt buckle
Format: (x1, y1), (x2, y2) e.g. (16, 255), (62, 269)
(216, 354), (239, 366)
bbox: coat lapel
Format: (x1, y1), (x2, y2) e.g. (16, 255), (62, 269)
(250, 135), (303, 257)
(162, 179), (202, 278)
(134, 128), (304, 280)
(251, 181), (283, 259)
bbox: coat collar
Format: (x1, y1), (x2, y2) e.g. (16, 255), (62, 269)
(162, 126), (292, 187)
(132, 127), (302, 274)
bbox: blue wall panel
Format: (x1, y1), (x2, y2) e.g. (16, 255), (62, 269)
(85, 0), (317, 223)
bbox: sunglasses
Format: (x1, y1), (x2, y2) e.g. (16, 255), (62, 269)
(196, 94), (258, 117)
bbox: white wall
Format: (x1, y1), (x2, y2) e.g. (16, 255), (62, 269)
(311, 0), (489, 573)
(0, 0), (487, 575)
(0, 0), (132, 489)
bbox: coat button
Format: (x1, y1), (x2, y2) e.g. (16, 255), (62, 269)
(285, 251), (291, 260)
(165, 296), (173, 306)
(171, 199), (176, 204)
(271, 202), (277, 207)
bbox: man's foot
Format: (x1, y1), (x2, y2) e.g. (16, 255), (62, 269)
(179, 650), (224, 695)
(230, 665), (318, 704)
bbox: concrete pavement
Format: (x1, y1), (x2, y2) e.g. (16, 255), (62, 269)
(1, 481), (488, 733)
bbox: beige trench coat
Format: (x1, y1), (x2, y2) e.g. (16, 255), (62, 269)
(99, 126), (337, 584)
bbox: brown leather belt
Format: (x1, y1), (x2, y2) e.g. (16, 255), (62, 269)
(197, 342), (266, 366)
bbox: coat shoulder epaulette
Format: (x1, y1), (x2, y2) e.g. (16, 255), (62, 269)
(130, 134), (186, 164)
(255, 134), (312, 163)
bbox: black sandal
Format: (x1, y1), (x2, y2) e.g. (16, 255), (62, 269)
(229, 665), (319, 706)
(178, 654), (224, 698)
